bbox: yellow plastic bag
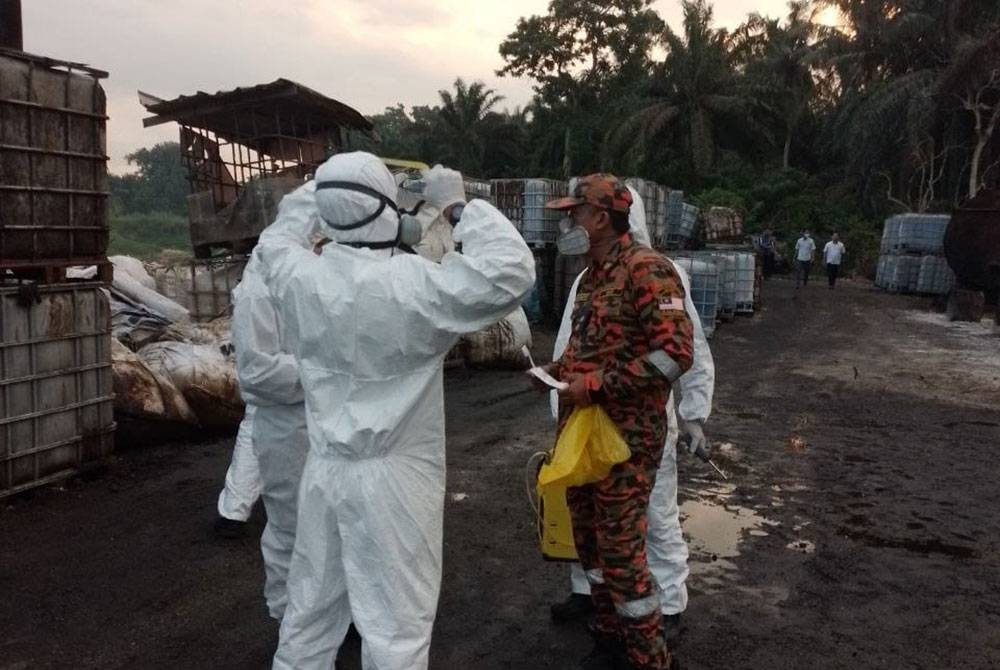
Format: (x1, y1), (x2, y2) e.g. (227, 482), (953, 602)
(537, 406), (631, 496)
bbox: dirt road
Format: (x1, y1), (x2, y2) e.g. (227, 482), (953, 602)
(2, 278), (999, 669)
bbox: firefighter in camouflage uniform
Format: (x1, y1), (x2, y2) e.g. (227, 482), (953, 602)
(544, 174), (694, 670)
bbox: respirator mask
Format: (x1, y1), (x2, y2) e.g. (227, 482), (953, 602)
(315, 180), (423, 251)
(556, 216), (591, 256)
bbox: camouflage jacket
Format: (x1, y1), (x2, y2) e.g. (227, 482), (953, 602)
(556, 234), (694, 461)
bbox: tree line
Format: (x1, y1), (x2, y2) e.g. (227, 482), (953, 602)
(112, 0), (1000, 269)
(363, 0), (1000, 267)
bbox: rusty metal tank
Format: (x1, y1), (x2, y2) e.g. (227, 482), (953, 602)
(944, 189), (1000, 292)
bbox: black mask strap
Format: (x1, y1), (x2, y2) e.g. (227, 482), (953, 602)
(343, 238), (398, 250)
(399, 200), (427, 217)
(315, 181), (398, 231)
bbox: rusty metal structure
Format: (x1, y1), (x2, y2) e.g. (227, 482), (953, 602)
(0, 4), (115, 497)
(140, 79), (374, 257)
(0, 47), (110, 279)
(945, 188), (1000, 295)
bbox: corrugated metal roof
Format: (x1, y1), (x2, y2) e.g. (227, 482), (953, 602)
(140, 78), (373, 140)
(0, 46), (107, 79)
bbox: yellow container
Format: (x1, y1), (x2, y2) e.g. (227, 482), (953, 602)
(540, 485), (578, 561)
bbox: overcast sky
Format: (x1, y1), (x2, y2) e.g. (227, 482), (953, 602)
(25, 1), (793, 174)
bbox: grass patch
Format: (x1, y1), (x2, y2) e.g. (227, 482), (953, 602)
(109, 212), (191, 260)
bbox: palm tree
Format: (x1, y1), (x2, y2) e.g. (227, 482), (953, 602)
(734, 1), (819, 169)
(818, 0), (1000, 204)
(436, 79), (505, 175)
(605, 0), (748, 176)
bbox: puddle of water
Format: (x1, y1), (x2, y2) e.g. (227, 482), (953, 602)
(680, 493), (770, 574)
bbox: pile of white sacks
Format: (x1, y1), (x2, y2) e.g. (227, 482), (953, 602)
(87, 255), (245, 431)
(91, 252), (530, 432)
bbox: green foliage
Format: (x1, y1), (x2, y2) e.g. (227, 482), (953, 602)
(108, 212), (190, 260)
(110, 142), (189, 216)
(360, 81), (530, 179)
(112, 0), (1000, 256)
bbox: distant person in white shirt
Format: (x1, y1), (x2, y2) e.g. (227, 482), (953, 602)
(794, 230), (816, 288)
(823, 233), (846, 288)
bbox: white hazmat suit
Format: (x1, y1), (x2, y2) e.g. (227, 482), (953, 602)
(232, 245), (311, 620)
(216, 405), (260, 522)
(552, 186), (715, 615)
(254, 152), (536, 670)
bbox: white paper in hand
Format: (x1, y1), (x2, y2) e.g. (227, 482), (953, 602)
(529, 366), (569, 391)
(521, 345), (569, 391)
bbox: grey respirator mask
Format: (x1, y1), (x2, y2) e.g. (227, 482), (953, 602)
(556, 216), (591, 256)
(316, 180), (423, 252)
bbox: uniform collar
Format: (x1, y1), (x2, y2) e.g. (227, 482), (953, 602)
(593, 233), (633, 273)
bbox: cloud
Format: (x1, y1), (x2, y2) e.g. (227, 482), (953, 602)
(352, 0), (451, 28)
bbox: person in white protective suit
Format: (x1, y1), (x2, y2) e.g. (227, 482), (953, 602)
(548, 186), (715, 651)
(215, 406), (261, 537)
(214, 187), (320, 545)
(231, 210), (314, 619)
(253, 151), (536, 670)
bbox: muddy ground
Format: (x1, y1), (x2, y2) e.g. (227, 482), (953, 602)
(2, 277), (999, 670)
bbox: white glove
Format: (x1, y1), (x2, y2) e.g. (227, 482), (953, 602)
(422, 165), (466, 210)
(679, 419), (707, 456)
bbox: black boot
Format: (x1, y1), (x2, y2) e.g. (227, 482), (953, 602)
(662, 613), (682, 651)
(577, 634), (624, 669)
(551, 592), (595, 623)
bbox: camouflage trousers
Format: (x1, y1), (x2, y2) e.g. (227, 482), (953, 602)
(567, 454), (672, 670)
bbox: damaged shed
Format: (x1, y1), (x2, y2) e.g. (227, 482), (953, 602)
(140, 79), (374, 257)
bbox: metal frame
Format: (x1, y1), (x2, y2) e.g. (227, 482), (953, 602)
(0, 282), (115, 497)
(0, 49), (109, 267)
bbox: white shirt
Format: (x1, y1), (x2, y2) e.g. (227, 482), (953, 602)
(795, 236), (816, 261)
(824, 241), (846, 265)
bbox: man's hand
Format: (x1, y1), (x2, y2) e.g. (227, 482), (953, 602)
(557, 374), (592, 407)
(679, 419), (707, 455)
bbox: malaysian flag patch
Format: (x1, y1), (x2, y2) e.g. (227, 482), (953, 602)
(659, 298), (685, 311)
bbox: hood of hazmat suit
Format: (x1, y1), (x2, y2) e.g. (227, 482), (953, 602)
(232, 234), (310, 621)
(254, 151), (535, 670)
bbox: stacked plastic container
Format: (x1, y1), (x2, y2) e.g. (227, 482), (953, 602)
(670, 257), (721, 339)
(491, 178), (567, 323)
(874, 213), (952, 294)
(0, 50), (115, 497)
(703, 207), (743, 242)
(463, 178), (493, 205)
(888, 254), (922, 292)
(734, 252), (756, 313)
(655, 185), (668, 246)
(701, 252), (737, 320)
(916, 255), (956, 295)
(664, 192), (698, 247)
(491, 178), (567, 247)
(523, 179), (566, 246)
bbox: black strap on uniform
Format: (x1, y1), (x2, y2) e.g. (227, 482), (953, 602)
(315, 181), (398, 230)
